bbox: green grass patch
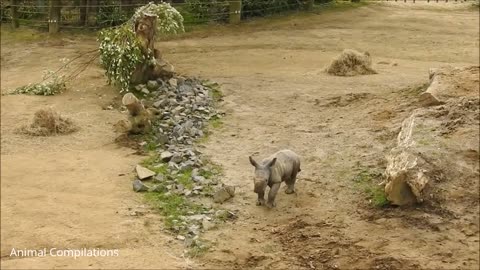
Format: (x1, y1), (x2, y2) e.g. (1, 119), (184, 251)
(209, 117), (223, 129)
(352, 169), (389, 207)
(177, 168), (194, 189)
(186, 239), (213, 258)
(144, 192), (206, 230)
(140, 154), (168, 175)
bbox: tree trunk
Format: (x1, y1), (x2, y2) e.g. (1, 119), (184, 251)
(130, 14), (175, 85)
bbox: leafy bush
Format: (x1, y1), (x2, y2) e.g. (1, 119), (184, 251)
(12, 70), (67, 96)
(183, 0), (229, 23)
(96, 0), (129, 27)
(98, 24), (145, 92)
(131, 2), (185, 35)
(182, 0), (306, 21)
(241, 0), (303, 18)
(98, 2), (184, 92)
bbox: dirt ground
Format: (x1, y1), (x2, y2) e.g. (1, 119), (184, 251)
(1, 2), (479, 269)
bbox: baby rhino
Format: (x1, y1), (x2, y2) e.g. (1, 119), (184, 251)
(249, 149), (301, 208)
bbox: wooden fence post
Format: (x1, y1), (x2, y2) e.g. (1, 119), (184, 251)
(79, 0), (87, 26)
(305, 0), (314, 10)
(49, 0), (61, 33)
(11, 0), (19, 28)
(229, 0), (241, 24)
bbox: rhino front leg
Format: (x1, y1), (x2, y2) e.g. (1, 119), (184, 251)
(256, 191), (265, 206)
(266, 183), (281, 208)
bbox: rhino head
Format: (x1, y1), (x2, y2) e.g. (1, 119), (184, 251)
(249, 156), (277, 194)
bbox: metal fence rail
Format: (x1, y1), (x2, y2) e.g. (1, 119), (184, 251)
(1, 0), (475, 32)
(0, 0), (321, 32)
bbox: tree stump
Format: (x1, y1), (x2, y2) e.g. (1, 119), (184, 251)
(130, 15), (175, 85)
(121, 93), (159, 134)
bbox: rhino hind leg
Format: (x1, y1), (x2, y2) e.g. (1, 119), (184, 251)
(285, 168), (298, 194)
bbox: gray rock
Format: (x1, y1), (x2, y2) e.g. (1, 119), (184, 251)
(192, 176), (206, 183)
(184, 189), (192, 196)
(157, 134), (169, 145)
(133, 179), (149, 192)
(176, 184), (185, 192)
(202, 219), (215, 231)
(179, 84), (193, 94)
(215, 209), (237, 219)
(179, 161), (194, 172)
(134, 84), (145, 91)
(188, 214), (206, 222)
(161, 151), (174, 162)
(149, 185), (164, 192)
(193, 185), (203, 191)
(141, 88), (150, 95)
(153, 174), (165, 183)
(168, 78), (178, 87)
(171, 153), (183, 164)
(188, 224), (200, 235)
(136, 165), (155, 180)
(147, 80), (159, 90)
(176, 235), (185, 241)
(153, 99), (168, 108)
(213, 185), (235, 203)
(172, 106), (184, 115)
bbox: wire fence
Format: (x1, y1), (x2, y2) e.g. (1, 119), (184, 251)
(0, 0), (338, 31)
(1, 0), (475, 31)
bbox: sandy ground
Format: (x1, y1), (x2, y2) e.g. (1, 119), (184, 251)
(1, 2), (479, 269)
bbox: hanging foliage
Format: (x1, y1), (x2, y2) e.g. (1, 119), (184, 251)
(98, 2), (184, 92)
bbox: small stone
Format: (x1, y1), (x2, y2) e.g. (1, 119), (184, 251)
(188, 214), (206, 222)
(184, 189), (192, 196)
(171, 153), (183, 164)
(154, 174), (165, 183)
(133, 179), (149, 192)
(136, 165), (155, 180)
(147, 80), (159, 90)
(213, 185), (235, 203)
(153, 100), (166, 108)
(188, 224), (200, 235)
(193, 185), (203, 191)
(135, 84), (145, 91)
(172, 106), (184, 115)
(215, 210), (237, 220)
(193, 176), (206, 183)
(177, 235), (185, 241)
(161, 151), (174, 162)
(148, 185), (164, 192)
(141, 88), (150, 95)
(202, 219), (215, 231)
(179, 162), (194, 172)
(169, 78), (178, 87)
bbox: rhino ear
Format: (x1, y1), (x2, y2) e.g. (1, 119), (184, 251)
(267, 158), (277, 168)
(249, 156), (259, 168)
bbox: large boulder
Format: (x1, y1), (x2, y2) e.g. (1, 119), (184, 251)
(384, 66), (479, 207)
(419, 66), (479, 106)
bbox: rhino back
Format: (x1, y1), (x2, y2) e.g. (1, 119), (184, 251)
(263, 150), (300, 183)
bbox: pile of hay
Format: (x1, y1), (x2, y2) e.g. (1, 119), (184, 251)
(18, 108), (79, 136)
(325, 49), (377, 76)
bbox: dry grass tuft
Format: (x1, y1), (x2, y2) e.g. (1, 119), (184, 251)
(17, 108), (79, 136)
(325, 49), (377, 76)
